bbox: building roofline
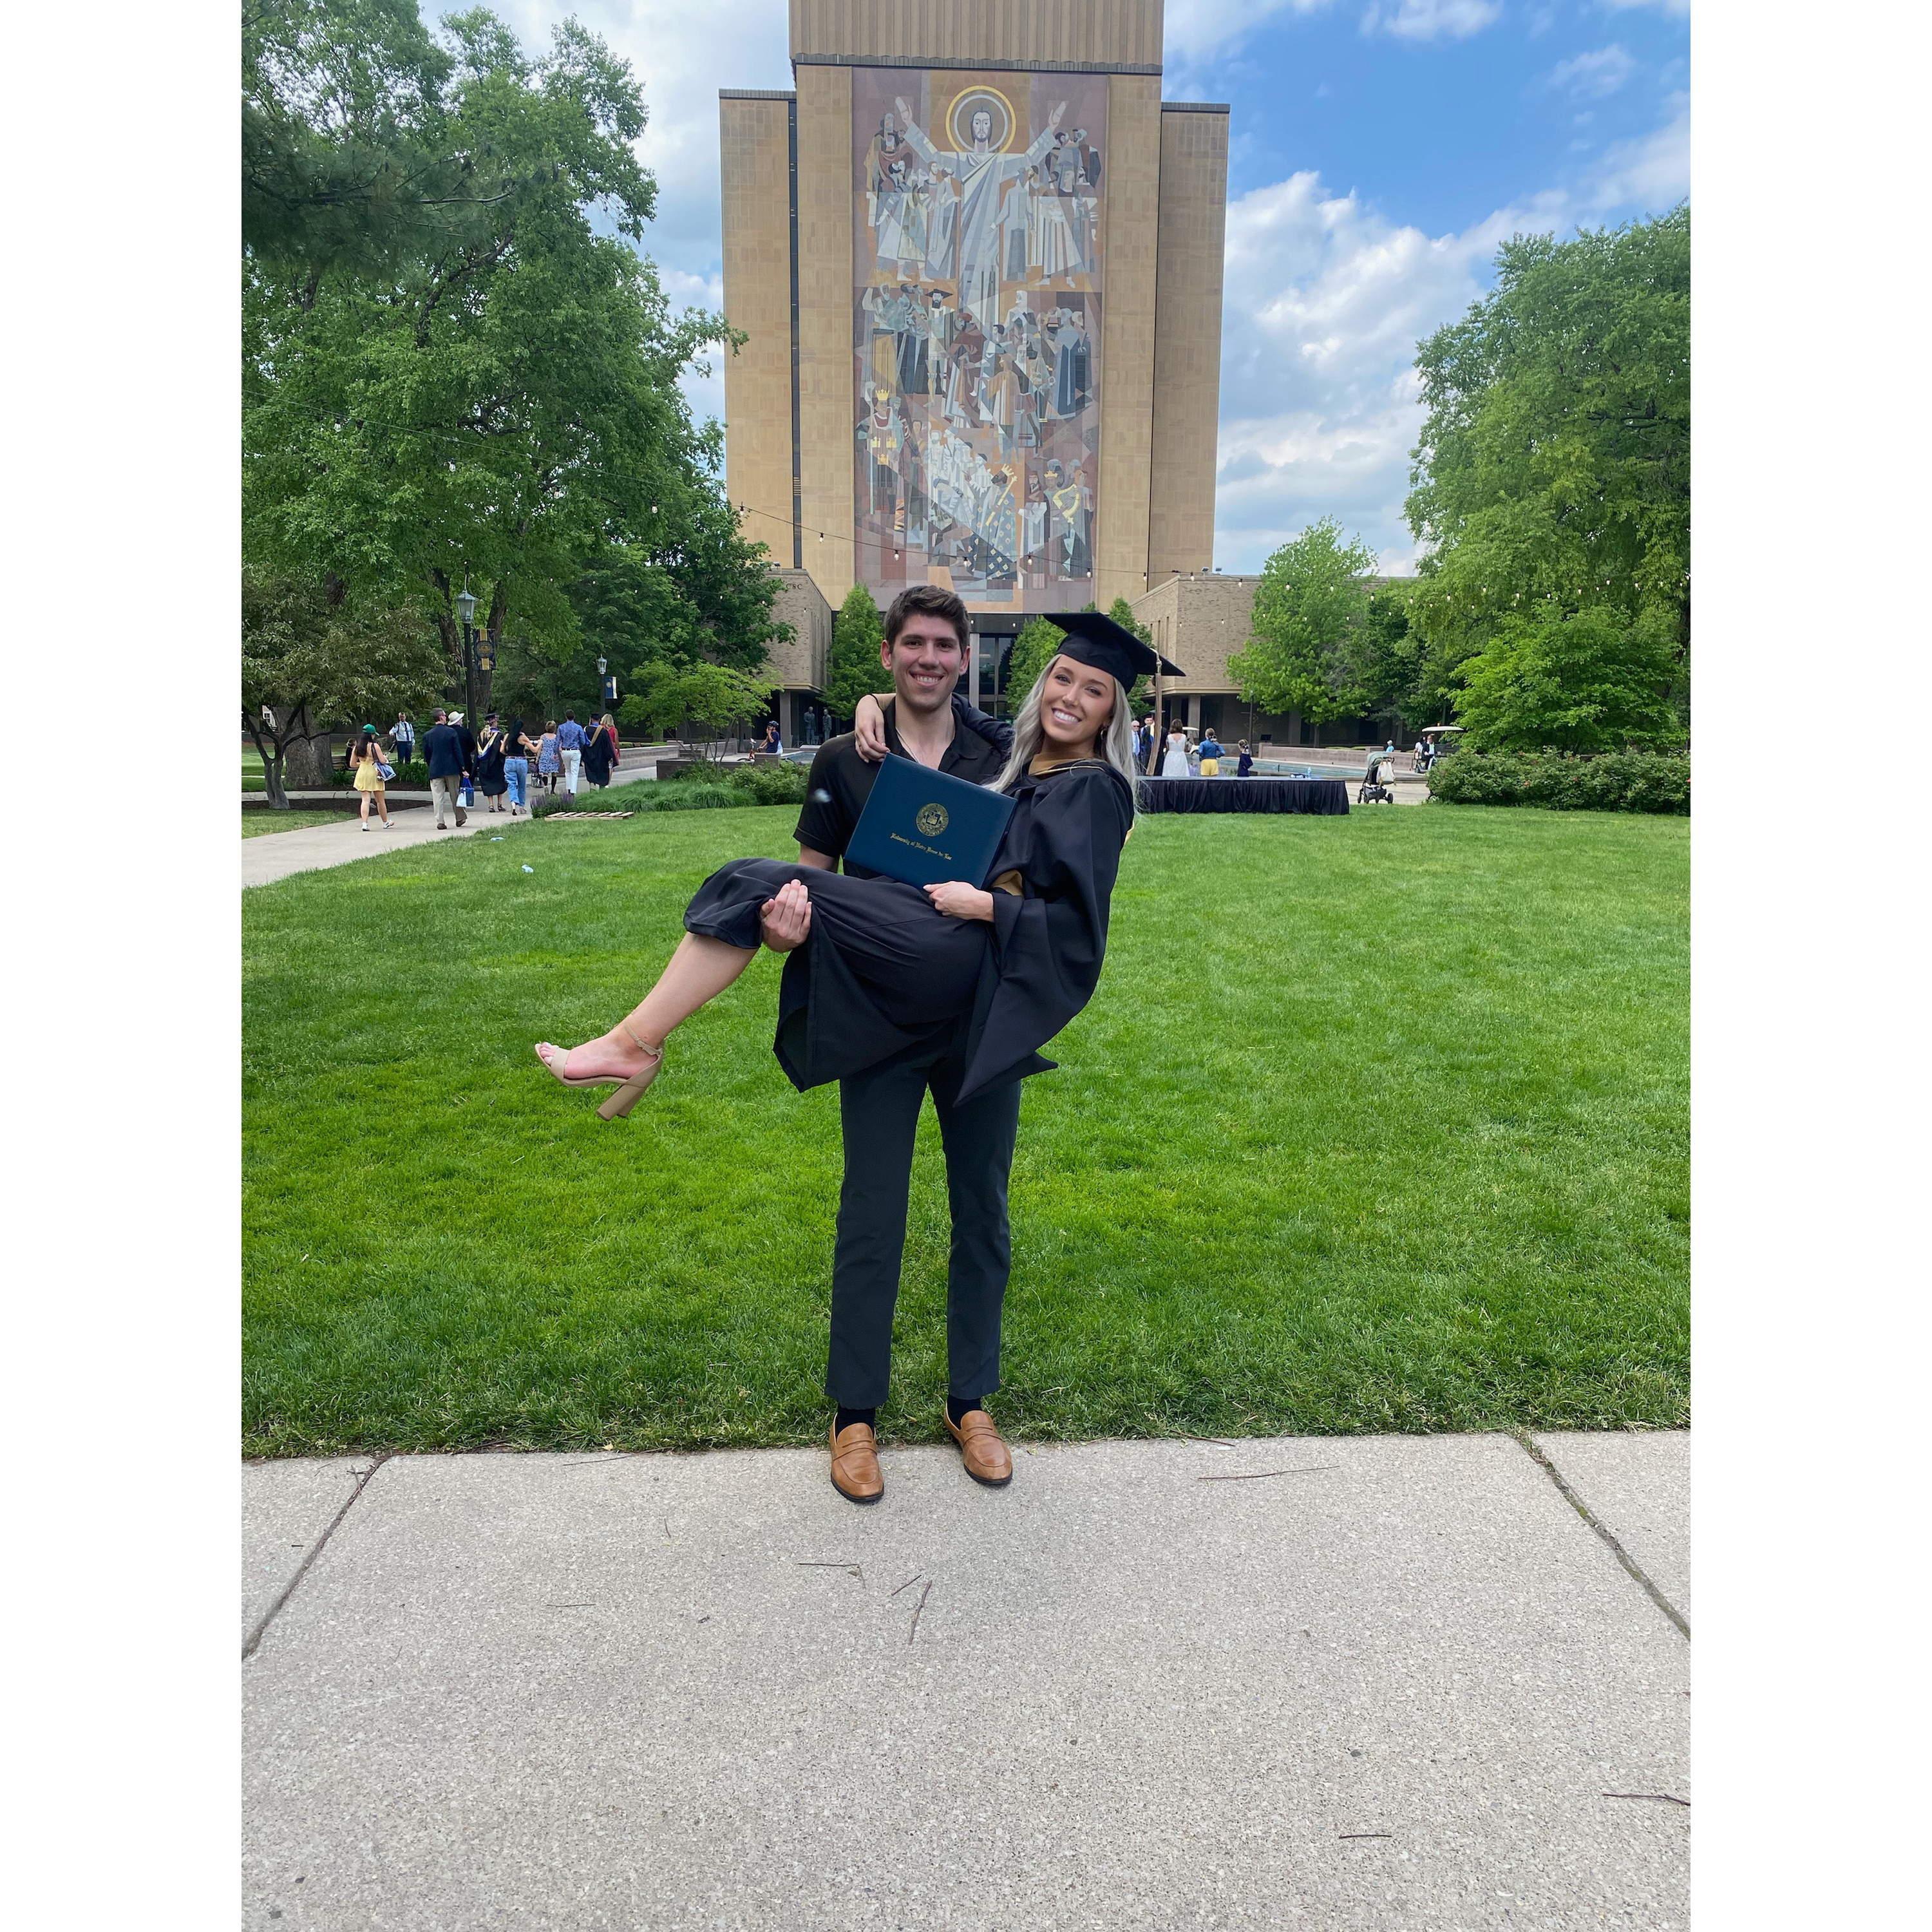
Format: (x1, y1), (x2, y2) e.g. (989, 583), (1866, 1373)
(720, 88), (797, 101)
(792, 53), (1162, 76)
(1160, 101), (1231, 113)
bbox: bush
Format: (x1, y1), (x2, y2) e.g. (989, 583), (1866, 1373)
(1427, 749), (1689, 814)
(663, 759), (810, 807)
(328, 759), (430, 788)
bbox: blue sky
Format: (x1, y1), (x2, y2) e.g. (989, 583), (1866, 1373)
(472, 1), (1689, 573)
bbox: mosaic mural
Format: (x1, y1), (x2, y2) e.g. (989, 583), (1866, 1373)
(852, 68), (1106, 610)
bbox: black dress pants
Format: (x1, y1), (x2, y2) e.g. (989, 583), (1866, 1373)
(826, 1043), (1023, 1408)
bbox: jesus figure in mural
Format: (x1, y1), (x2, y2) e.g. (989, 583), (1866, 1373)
(895, 94), (1066, 326)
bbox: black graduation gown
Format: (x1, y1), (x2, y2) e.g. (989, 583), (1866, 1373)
(679, 759), (1135, 1102)
(581, 726), (615, 786)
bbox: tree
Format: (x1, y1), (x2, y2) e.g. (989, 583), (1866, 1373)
(242, 566), (446, 805)
(1104, 597), (1154, 708)
(822, 583), (889, 719)
(1227, 519), (1378, 728)
(243, 4), (747, 709)
(1003, 617), (1064, 708)
(1404, 208), (1690, 730)
(1452, 603), (1684, 753)
(1336, 580), (1434, 737)
(620, 661), (771, 759)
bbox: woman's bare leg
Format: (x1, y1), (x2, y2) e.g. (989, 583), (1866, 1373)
(536, 934), (759, 1081)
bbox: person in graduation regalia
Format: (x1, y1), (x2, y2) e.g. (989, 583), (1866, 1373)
(535, 601), (1182, 1506)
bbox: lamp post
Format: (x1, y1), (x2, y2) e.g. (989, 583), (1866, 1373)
(455, 583), (478, 723)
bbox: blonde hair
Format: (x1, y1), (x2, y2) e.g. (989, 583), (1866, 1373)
(991, 654), (1140, 811)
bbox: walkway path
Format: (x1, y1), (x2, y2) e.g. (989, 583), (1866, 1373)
(243, 1428), (1687, 1929)
(242, 746), (679, 888)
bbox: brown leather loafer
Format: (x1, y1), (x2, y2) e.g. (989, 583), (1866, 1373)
(943, 1405), (1013, 1487)
(829, 1421), (884, 1504)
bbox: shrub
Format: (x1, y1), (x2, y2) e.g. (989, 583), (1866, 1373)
(663, 759), (810, 807)
(328, 758), (430, 788)
(1427, 749), (1689, 814)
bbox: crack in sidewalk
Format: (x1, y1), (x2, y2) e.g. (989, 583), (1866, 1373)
(243, 1454), (393, 1662)
(1510, 1430), (1688, 1640)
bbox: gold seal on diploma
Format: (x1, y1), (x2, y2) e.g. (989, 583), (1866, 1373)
(916, 802), (950, 837)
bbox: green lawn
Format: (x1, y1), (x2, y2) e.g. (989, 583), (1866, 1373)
(243, 805), (1688, 1456)
(243, 810), (350, 838)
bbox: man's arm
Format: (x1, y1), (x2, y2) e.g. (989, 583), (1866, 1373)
(951, 690), (1015, 756)
(795, 846), (835, 870)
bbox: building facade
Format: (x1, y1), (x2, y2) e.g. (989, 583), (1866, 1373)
(721, 1), (1229, 739)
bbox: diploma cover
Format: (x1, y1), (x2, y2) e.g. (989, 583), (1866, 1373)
(846, 753), (1016, 889)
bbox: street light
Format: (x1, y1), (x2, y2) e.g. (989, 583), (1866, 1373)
(456, 582), (478, 719)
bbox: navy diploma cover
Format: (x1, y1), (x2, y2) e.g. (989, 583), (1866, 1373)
(846, 753), (1016, 889)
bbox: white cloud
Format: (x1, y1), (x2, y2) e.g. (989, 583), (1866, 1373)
(1164, 1), (1339, 65)
(1587, 91), (1689, 208)
(1600, 0), (1690, 15)
(1549, 44), (1637, 99)
(1211, 108), (1687, 569)
(1361, 1), (1504, 42)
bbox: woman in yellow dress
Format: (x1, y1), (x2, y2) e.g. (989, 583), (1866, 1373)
(349, 725), (393, 831)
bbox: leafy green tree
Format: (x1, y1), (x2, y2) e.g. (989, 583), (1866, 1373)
(1004, 617), (1065, 708)
(1104, 597), (1154, 708)
(1405, 208), (1690, 727)
(1227, 519), (1378, 727)
(242, 565), (446, 805)
(1335, 580), (1435, 738)
(620, 661), (772, 759)
(243, 5), (746, 707)
(822, 583), (890, 719)
(1453, 603), (1685, 753)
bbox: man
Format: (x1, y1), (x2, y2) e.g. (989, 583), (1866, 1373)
(557, 712), (587, 795)
(770, 583), (1016, 1506)
(421, 708), (468, 829)
(392, 710), (417, 770)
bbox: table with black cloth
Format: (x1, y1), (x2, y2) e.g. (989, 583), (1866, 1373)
(1137, 777), (1350, 815)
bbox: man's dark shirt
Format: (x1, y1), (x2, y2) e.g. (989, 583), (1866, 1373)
(794, 694), (1007, 878)
(422, 723), (464, 779)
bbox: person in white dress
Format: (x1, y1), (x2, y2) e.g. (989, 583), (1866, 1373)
(1160, 726), (1191, 778)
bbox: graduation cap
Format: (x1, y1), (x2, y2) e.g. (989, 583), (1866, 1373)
(1038, 609), (1184, 686)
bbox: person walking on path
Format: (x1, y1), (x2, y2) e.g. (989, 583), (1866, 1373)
(473, 715), (511, 813)
(535, 593), (1175, 1510)
(502, 717), (536, 816)
(1198, 728), (1224, 777)
(450, 712), (478, 807)
(348, 724), (394, 830)
(557, 713), (587, 795)
(392, 712), (417, 772)
(581, 714), (620, 790)
(536, 722), (562, 795)
(1159, 723), (1189, 778)
(422, 710), (468, 829)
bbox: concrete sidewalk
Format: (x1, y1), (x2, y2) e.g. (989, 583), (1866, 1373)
(243, 1430), (1687, 1929)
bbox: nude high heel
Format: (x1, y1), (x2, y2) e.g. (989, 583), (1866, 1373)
(535, 1022), (665, 1121)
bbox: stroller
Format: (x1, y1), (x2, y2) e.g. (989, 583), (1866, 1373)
(1356, 754), (1397, 805)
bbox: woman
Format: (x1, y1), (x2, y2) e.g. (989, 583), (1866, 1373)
(474, 715), (509, 813)
(581, 714), (620, 790)
(536, 722), (562, 795)
(348, 724), (393, 831)
(502, 717), (535, 817)
(535, 616), (1171, 1121)
(1160, 723), (1190, 779)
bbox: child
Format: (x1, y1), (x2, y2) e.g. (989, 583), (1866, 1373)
(1236, 739), (1255, 778)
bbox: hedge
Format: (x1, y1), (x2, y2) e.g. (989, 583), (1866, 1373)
(1426, 749), (1689, 814)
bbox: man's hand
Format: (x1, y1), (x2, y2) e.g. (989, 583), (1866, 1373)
(759, 877), (813, 952)
(925, 881), (995, 922)
(853, 692), (890, 763)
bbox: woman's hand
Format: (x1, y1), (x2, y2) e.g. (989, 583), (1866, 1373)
(853, 692), (889, 763)
(759, 878), (813, 952)
(925, 881), (994, 922)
